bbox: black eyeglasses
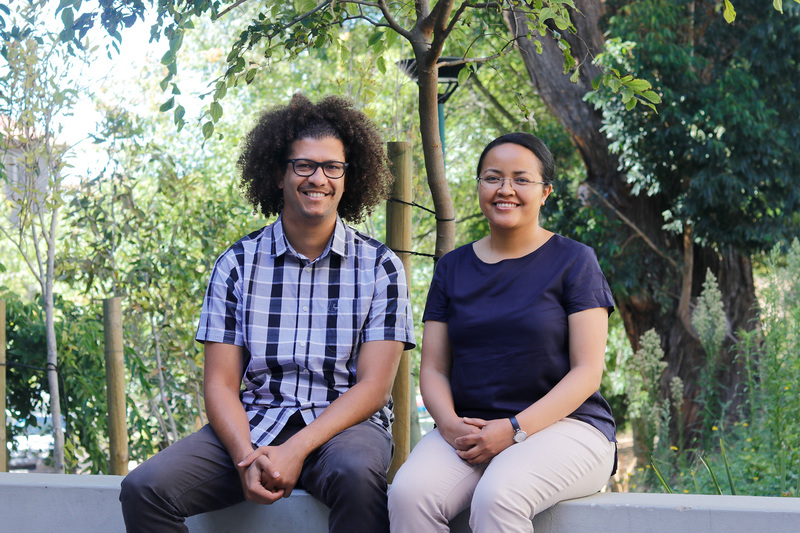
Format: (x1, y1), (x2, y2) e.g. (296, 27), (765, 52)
(286, 159), (349, 179)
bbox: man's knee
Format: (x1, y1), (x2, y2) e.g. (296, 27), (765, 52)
(120, 461), (164, 509)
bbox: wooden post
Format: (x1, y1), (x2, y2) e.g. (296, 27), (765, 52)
(103, 297), (129, 475)
(386, 142), (413, 482)
(1, 300), (7, 472)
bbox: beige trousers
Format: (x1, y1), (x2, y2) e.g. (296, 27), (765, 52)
(388, 417), (615, 533)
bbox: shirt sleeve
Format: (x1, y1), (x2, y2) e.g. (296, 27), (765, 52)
(562, 244), (615, 316)
(360, 251), (416, 350)
(195, 249), (244, 346)
(422, 252), (451, 323)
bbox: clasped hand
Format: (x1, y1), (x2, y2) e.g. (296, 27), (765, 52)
(448, 417), (514, 465)
(236, 444), (304, 504)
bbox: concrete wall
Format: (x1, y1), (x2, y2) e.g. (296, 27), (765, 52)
(3, 472), (800, 533)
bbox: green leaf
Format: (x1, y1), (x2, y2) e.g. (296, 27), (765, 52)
(56, 0), (75, 12)
(626, 79), (652, 92)
(296, 0), (317, 12)
(161, 49), (176, 66)
(774, 0), (783, 13)
(376, 56), (386, 74)
(368, 31), (384, 47)
(569, 68), (580, 83)
(174, 105), (186, 123)
(723, 0), (736, 23)
(720, 438), (737, 495)
(621, 87), (634, 104)
(159, 97), (175, 112)
(650, 458), (674, 493)
(61, 7), (74, 27)
(202, 121), (214, 139)
(214, 81), (227, 100)
(625, 98), (637, 111)
(161, 33), (183, 66)
(591, 74), (602, 91)
(642, 90), (662, 104)
(457, 64), (471, 85)
(210, 101), (223, 122)
(699, 455), (723, 495)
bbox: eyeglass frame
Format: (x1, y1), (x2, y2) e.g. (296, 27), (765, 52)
(286, 158), (350, 179)
(476, 174), (549, 189)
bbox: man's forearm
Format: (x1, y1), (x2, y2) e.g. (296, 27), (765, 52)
(206, 385), (254, 465)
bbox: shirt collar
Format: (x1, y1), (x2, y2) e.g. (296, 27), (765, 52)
(271, 214), (348, 260)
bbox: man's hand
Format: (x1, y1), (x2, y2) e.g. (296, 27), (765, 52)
(453, 417), (514, 464)
(237, 443), (305, 503)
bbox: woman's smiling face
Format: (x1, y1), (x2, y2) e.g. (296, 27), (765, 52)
(477, 142), (553, 232)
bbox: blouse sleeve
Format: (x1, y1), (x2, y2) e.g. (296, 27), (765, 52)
(562, 244), (615, 316)
(422, 254), (451, 323)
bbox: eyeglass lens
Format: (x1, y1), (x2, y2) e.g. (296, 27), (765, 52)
(288, 159), (348, 179)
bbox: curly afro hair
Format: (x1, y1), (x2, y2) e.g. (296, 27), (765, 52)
(237, 93), (394, 224)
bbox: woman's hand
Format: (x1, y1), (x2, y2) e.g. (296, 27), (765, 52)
(437, 416), (482, 451)
(453, 417), (514, 464)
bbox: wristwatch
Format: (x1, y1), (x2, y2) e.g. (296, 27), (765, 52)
(509, 416), (527, 443)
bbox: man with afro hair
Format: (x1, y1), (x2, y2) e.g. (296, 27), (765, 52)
(120, 93), (416, 533)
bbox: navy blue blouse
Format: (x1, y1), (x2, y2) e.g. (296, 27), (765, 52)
(422, 234), (616, 442)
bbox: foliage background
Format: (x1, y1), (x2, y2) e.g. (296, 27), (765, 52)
(1, 0), (798, 493)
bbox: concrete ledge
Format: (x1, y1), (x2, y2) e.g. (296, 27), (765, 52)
(3, 472), (800, 532)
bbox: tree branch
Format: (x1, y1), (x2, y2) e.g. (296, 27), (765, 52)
(469, 74), (518, 127)
(214, 0), (255, 20)
(377, 0), (413, 40)
(583, 182), (678, 269)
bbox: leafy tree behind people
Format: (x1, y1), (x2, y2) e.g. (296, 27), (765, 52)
(0, 0), (92, 473)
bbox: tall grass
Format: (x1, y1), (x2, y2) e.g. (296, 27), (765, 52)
(626, 239), (800, 496)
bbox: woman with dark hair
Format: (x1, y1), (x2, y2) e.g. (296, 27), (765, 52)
(388, 133), (616, 532)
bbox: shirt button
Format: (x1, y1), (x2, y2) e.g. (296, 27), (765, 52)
(300, 341), (306, 347)
(303, 306), (308, 312)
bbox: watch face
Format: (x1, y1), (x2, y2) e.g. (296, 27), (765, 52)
(513, 430), (528, 443)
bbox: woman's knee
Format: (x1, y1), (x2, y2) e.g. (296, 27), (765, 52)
(387, 467), (426, 513)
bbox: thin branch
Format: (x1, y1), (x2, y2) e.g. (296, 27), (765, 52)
(469, 73), (518, 126)
(440, 0), (472, 42)
(213, 0), (254, 20)
(583, 182), (678, 269)
(376, 0), (414, 40)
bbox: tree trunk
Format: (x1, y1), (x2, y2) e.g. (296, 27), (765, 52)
(504, 1), (758, 444)
(44, 205), (66, 473)
(407, 14), (456, 261)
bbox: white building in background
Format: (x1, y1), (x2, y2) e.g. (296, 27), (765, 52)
(1, 114), (58, 228)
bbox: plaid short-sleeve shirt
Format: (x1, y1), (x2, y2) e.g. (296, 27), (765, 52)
(196, 215), (416, 446)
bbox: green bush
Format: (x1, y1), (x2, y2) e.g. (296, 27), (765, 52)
(627, 239), (800, 496)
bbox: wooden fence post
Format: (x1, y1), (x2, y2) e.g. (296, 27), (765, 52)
(103, 297), (129, 475)
(1, 300), (7, 472)
(386, 142), (413, 482)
